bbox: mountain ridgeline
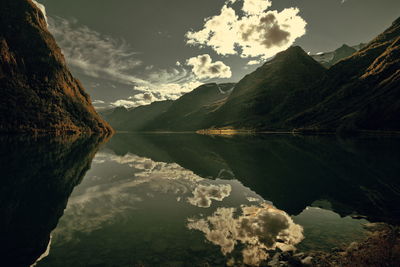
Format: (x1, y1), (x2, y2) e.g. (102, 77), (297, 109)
(105, 17), (400, 134)
(0, 0), (113, 134)
(102, 83), (235, 132)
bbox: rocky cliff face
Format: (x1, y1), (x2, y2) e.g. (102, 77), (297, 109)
(0, 0), (113, 134)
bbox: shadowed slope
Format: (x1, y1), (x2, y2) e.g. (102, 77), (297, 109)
(0, 0), (113, 134)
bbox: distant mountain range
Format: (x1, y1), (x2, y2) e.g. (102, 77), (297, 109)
(311, 43), (366, 68)
(102, 83), (235, 131)
(0, 0), (112, 134)
(105, 17), (400, 134)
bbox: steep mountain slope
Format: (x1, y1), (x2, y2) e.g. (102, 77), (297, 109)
(0, 0), (113, 134)
(311, 44), (358, 68)
(140, 83), (235, 131)
(206, 47), (326, 129)
(102, 100), (174, 131)
(285, 17), (400, 133)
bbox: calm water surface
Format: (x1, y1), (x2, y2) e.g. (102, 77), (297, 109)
(1, 134), (399, 267)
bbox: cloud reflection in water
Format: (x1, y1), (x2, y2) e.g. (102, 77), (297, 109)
(47, 150), (296, 266)
(188, 184), (232, 208)
(187, 203), (304, 266)
(53, 151), (236, 242)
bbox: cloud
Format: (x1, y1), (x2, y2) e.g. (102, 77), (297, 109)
(187, 203), (304, 265)
(93, 100), (105, 104)
(186, 0), (306, 59)
(47, 17), (207, 108)
(186, 54), (232, 79)
(48, 17), (147, 85)
(247, 59), (262, 65)
(241, 0), (272, 15)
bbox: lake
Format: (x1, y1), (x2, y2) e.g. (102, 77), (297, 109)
(1, 133), (399, 267)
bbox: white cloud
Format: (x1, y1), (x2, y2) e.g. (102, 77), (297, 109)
(241, 0), (272, 15)
(247, 59), (262, 65)
(186, 54), (232, 79)
(186, 0), (307, 60)
(48, 17), (146, 85)
(110, 99), (137, 109)
(47, 17), (207, 108)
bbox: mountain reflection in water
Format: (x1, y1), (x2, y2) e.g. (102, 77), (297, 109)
(1, 133), (399, 266)
(0, 135), (107, 267)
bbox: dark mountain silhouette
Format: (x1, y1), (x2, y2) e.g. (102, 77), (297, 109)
(285, 17), (400, 133)
(104, 18), (399, 135)
(143, 83), (235, 131)
(101, 100), (173, 131)
(205, 18), (400, 133)
(105, 83), (235, 132)
(0, 134), (107, 267)
(206, 46), (326, 129)
(0, 0), (113, 134)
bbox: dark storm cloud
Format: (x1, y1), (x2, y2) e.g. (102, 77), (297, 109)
(240, 13), (291, 49)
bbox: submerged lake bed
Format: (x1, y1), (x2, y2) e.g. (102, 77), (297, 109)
(1, 133), (399, 266)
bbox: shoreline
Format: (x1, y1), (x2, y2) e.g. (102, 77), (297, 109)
(110, 129), (400, 137)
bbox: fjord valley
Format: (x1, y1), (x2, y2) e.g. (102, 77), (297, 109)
(1, 0), (400, 266)
(105, 17), (400, 134)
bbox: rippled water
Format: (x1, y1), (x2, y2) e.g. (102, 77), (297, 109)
(1, 134), (399, 267)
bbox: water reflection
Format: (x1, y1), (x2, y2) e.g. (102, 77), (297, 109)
(0, 135), (107, 267)
(188, 203), (304, 266)
(188, 184), (231, 208)
(107, 133), (400, 223)
(37, 135), (386, 267)
(37, 149), (266, 266)
(2, 133), (399, 266)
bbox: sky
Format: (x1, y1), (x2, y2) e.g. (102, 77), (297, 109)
(36, 0), (400, 110)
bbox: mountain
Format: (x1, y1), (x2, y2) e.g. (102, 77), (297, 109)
(105, 83), (235, 132)
(143, 83), (235, 131)
(103, 18), (399, 135)
(311, 44), (360, 68)
(101, 100), (173, 131)
(284, 17), (400, 133)
(204, 18), (400, 133)
(0, 0), (113, 134)
(206, 46), (326, 129)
